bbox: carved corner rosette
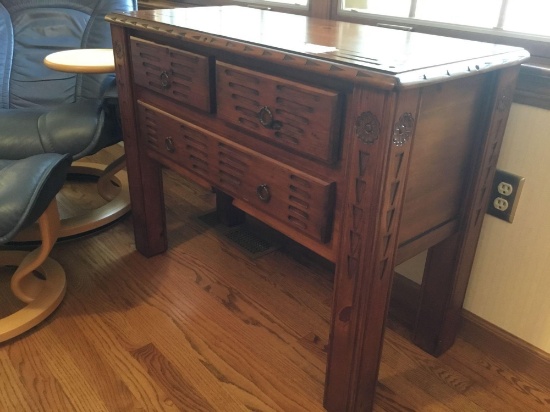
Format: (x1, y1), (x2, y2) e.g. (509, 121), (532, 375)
(392, 112), (415, 147)
(355, 111), (380, 145)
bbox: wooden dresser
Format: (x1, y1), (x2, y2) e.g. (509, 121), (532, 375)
(107, 7), (529, 411)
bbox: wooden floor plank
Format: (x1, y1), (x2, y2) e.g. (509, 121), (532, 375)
(21, 327), (111, 412)
(0, 349), (39, 412)
(443, 339), (550, 411)
(1, 146), (549, 411)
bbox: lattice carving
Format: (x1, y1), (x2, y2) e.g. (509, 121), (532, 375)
(216, 62), (342, 163)
(141, 106), (159, 147)
(137, 98), (335, 243)
(131, 38), (211, 112)
(217, 143), (250, 189)
(181, 124), (209, 178)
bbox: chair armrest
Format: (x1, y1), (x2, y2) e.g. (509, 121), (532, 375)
(100, 74), (118, 102)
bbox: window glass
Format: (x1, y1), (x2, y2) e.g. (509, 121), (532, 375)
(239, 0), (309, 7)
(415, 0), (502, 28)
(341, 0), (411, 17)
(338, 0), (550, 40)
(504, 0), (550, 36)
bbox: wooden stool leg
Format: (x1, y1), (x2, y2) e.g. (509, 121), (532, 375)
(0, 199), (66, 342)
(97, 153), (127, 200)
(12, 160), (131, 242)
(11, 200), (60, 302)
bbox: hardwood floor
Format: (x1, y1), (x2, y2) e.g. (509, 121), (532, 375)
(1, 149), (549, 411)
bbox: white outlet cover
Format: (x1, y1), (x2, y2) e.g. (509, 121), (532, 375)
(493, 197), (509, 211)
(497, 181), (514, 196)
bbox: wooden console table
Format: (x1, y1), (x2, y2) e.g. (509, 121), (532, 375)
(107, 7), (528, 411)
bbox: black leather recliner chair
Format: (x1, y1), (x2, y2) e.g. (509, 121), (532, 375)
(0, 0), (137, 241)
(0, 153), (71, 342)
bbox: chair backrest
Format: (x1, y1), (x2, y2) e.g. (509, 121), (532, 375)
(0, 0), (136, 110)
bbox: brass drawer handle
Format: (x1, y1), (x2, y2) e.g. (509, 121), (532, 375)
(165, 136), (175, 153)
(159, 71), (171, 90)
(258, 106), (282, 130)
(256, 183), (271, 202)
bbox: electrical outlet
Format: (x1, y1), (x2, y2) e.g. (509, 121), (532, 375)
(497, 181), (514, 196)
(493, 197), (509, 211)
(487, 169), (525, 223)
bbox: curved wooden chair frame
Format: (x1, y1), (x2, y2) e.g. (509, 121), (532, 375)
(0, 200), (66, 342)
(13, 155), (130, 242)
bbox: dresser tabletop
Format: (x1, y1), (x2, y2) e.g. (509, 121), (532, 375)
(107, 5), (529, 87)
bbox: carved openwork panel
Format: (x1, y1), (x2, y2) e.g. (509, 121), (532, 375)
(130, 37), (213, 112)
(215, 141), (336, 243)
(137, 102), (211, 181)
(137, 102), (336, 243)
(216, 62), (343, 164)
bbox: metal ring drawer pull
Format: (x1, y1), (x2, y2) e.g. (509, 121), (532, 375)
(256, 184), (271, 203)
(165, 136), (175, 153)
(258, 106), (281, 130)
(258, 106), (274, 128)
(159, 71), (171, 90)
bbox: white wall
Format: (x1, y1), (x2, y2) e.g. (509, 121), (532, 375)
(397, 103), (550, 354)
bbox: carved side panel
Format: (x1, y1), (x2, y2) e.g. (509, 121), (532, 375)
(324, 88), (421, 411)
(413, 67), (522, 356)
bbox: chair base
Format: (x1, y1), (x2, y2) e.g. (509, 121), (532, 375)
(13, 160), (131, 242)
(0, 250), (66, 343)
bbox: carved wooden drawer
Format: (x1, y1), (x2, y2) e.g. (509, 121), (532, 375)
(216, 62), (343, 164)
(130, 37), (213, 112)
(138, 102), (336, 243)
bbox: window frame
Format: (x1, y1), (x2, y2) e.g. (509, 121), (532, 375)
(138, 0), (550, 109)
(333, 3), (550, 58)
(331, 1), (550, 109)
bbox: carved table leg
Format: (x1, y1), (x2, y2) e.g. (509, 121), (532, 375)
(324, 88), (421, 411)
(112, 26), (168, 256)
(413, 66), (521, 356)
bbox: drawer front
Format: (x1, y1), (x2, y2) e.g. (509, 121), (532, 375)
(130, 37), (213, 112)
(138, 102), (336, 243)
(216, 62), (342, 164)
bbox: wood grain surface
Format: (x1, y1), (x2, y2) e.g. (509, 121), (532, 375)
(1, 146), (549, 411)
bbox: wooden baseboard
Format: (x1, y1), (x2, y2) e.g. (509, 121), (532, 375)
(391, 272), (550, 387)
(460, 310), (550, 387)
